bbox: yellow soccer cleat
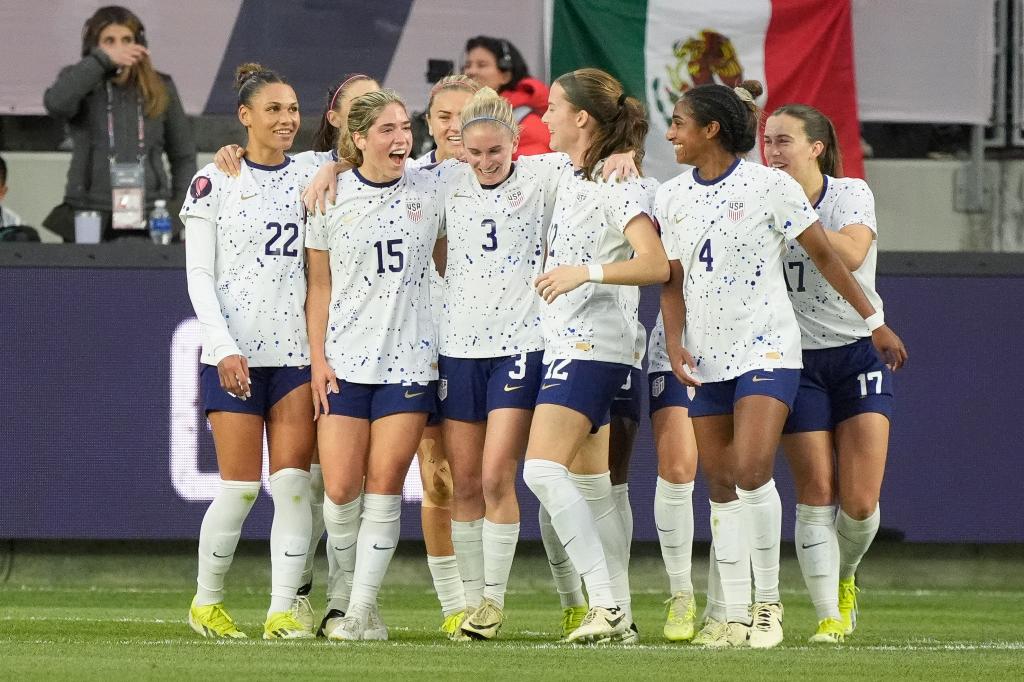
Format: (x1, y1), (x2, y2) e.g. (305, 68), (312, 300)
(188, 597), (247, 639)
(809, 617), (845, 644)
(263, 610), (314, 640)
(663, 591), (697, 642)
(440, 610), (470, 641)
(838, 577), (860, 635)
(560, 604), (588, 640)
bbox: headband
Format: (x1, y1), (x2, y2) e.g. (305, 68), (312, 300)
(617, 93), (628, 107)
(330, 74), (371, 111)
(462, 115), (517, 133)
(559, 72), (607, 124)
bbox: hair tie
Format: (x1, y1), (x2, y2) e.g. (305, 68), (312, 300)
(617, 93), (628, 107)
(330, 74), (370, 112)
(733, 87), (754, 104)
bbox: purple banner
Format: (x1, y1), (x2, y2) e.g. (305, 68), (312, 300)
(1, 267), (1021, 542)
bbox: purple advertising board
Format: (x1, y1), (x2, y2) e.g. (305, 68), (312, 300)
(1, 263), (1021, 542)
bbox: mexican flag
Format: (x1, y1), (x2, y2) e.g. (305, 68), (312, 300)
(549, 0), (863, 181)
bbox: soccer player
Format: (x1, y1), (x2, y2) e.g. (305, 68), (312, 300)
(524, 68), (669, 643)
(306, 89), (445, 641)
(764, 104), (902, 643)
(658, 81), (907, 649)
(181, 63), (317, 640)
(409, 75), (480, 169)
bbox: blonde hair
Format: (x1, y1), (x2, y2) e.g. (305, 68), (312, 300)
(460, 86), (519, 136)
(426, 75), (480, 114)
(339, 89), (407, 166)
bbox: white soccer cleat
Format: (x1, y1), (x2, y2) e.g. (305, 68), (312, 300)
(749, 602), (784, 649)
(363, 602), (388, 641)
(565, 606), (629, 643)
(290, 594), (315, 632)
(325, 610), (366, 641)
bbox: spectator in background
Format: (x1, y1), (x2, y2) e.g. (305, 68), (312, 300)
(43, 5), (195, 242)
(463, 36), (551, 158)
(0, 155), (25, 228)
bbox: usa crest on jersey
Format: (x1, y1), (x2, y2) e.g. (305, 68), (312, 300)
(728, 198), (745, 222)
(406, 195), (422, 223)
(506, 189), (525, 208)
(651, 374), (666, 398)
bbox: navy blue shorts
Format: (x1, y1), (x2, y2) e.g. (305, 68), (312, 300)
(535, 358), (632, 433)
(324, 381), (437, 422)
(201, 364), (311, 416)
(438, 351), (544, 422)
(784, 337), (894, 433)
(648, 371), (694, 416)
(689, 368), (801, 418)
(610, 367), (643, 422)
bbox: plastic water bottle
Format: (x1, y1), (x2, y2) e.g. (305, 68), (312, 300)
(148, 200), (173, 245)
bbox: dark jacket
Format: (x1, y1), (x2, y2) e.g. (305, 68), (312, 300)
(43, 48), (196, 219)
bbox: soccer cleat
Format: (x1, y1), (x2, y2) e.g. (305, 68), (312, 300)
(615, 621), (640, 645)
(559, 605), (588, 640)
(749, 602), (784, 649)
(263, 610), (314, 639)
(691, 617), (726, 646)
(838, 577), (860, 635)
(317, 608), (345, 638)
(363, 603), (388, 641)
(461, 598), (505, 640)
(290, 594), (315, 632)
(809, 617), (845, 644)
(325, 611), (366, 641)
(188, 598), (247, 639)
(440, 610), (471, 641)
(663, 591), (698, 642)
(565, 606), (629, 643)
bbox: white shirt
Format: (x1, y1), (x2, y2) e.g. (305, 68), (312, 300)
(293, 149), (337, 167)
(408, 150), (438, 170)
(441, 153), (571, 358)
(647, 312), (674, 374)
(541, 165), (657, 366)
(0, 205), (23, 227)
(658, 159), (817, 382)
(181, 156), (316, 366)
(787, 175), (883, 349)
(306, 167), (444, 384)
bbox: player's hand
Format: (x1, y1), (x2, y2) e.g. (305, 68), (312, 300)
(311, 359), (339, 420)
(871, 325), (908, 371)
(535, 265), (588, 304)
(213, 145), (244, 177)
(601, 150), (638, 182)
(100, 42), (149, 70)
(217, 355), (251, 399)
(302, 163), (340, 215)
(668, 344), (701, 387)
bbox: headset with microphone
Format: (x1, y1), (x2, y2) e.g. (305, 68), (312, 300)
(497, 39), (513, 71)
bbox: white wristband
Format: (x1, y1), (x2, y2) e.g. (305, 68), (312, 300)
(864, 311), (885, 332)
(587, 263), (604, 283)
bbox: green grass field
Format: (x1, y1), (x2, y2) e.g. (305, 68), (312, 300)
(1, 542), (1021, 680)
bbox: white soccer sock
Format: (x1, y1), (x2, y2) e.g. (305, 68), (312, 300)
(709, 499), (751, 624)
(301, 463), (326, 588)
(524, 460), (616, 609)
(482, 520), (520, 609)
(195, 479), (260, 606)
(571, 472), (632, 620)
(703, 541), (727, 623)
(611, 483), (633, 562)
(736, 479), (782, 603)
(427, 554), (466, 617)
(836, 505), (880, 580)
(655, 477), (695, 595)
(268, 468), (313, 615)
(323, 494), (361, 612)
(539, 505), (585, 608)
(796, 504), (840, 621)
(451, 518), (484, 610)
(348, 493), (402, 612)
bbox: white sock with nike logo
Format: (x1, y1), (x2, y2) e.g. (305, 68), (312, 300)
(611, 483), (633, 563)
(482, 519), (520, 608)
(452, 518), (484, 610)
(703, 541), (727, 623)
(268, 468), (313, 615)
(302, 463), (326, 588)
(655, 477), (695, 595)
(348, 493), (402, 613)
(195, 479), (260, 606)
(836, 505), (880, 581)
(737, 479), (783, 603)
(539, 506), (585, 608)
(571, 472), (632, 621)
(323, 494), (362, 613)
(795, 504), (840, 621)
(709, 499), (752, 624)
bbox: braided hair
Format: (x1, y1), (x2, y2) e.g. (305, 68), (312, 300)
(681, 79), (763, 154)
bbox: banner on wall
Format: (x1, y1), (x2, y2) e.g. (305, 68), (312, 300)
(550, 0), (864, 181)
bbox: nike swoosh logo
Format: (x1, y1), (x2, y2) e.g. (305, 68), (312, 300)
(541, 383), (561, 390)
(211, 551), (233, 558)
(241, 193), (258, 201)
(485, 582), (501, 587)
(606, 613), (625, 628)
(332, 541), (357, 552)
(562, 535), (576, 549)
(454, 192), (474, 199)
(372, 543), (395, 551)
(503, 384), (523, 392)
(284, 550), (306, 557)
(801, 541), (827, 549)
(549, 556), (572, 567)
(404, 391), (425, 398)
(656, 526), (676, 533)
(751, 376), (774, 382)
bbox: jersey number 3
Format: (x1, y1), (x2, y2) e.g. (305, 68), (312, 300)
(265, 222), (299, 257)
(482, 219), (498, 252)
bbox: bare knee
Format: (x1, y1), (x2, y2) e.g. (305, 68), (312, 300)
(840, 497), (878, 521)
(795, 476), (834, 506)
(324, 480), (362, 505)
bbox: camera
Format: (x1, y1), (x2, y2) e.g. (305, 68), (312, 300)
(426, 59), (455, 84)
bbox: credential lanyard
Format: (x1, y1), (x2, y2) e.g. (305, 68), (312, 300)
(105, 81), (145, 165)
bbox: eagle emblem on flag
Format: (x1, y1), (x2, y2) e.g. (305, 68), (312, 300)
(650, 30), (744, 128)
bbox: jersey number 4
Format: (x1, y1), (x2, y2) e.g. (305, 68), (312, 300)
(373, 239), (405, 273)
(265, 222), (299, 257)
(699, 238), (714, 271)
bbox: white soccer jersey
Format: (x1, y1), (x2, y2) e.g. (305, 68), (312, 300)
(647, 312), (673, 374)
(658, 159), (817, 382)
(541, 165), (657, 366)
(180, 156), (316, 367)
(441, 153), (571, 357)
(293, 149), (337, 167)
(408, 149), (439, 170)
(306, 167), (444, 384)
(786, 175), (883, 349)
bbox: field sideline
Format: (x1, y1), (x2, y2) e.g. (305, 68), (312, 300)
(1, 542), (1021, 680)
